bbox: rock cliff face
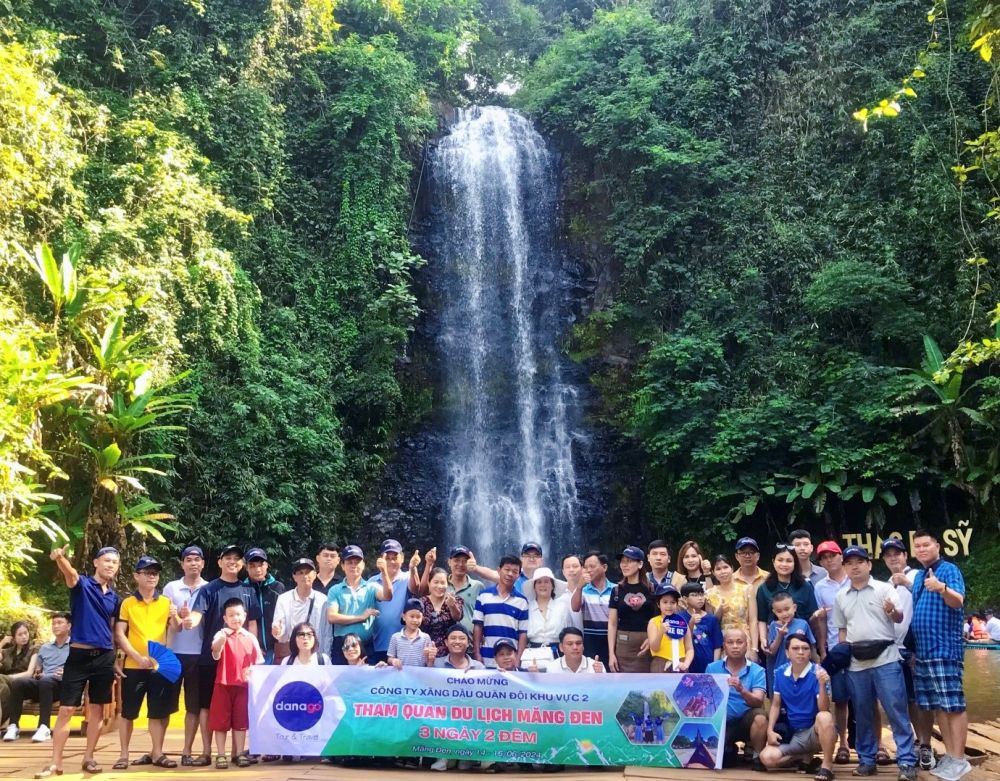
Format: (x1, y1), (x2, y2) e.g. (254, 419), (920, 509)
(362, 107), (636, 563)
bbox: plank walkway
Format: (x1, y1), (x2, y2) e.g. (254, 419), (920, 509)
(1, 726), (998, 781)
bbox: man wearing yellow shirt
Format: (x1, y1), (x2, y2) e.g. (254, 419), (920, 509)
(113, 556), (179, 769)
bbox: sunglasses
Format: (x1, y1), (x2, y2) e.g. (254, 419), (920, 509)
(775, 543), (795, 552)
(342, 642), (360, 650)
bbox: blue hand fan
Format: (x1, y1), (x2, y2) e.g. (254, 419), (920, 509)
(147, 641), (182, 683)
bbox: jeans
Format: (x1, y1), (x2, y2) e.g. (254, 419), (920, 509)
(846, 662), (916, 767)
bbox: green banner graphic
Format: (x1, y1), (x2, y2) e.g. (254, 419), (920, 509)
(249, 666), (729, 767)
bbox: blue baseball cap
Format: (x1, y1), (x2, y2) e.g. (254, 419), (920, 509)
(521, 542), (543, 555)
(134, 555), (161, 572)
(180, 545), (204, 560)
(493, 638), (518, 652)
(449, 545), (472, 558)
(842, 545), (870, 561)
(735, 537), (759, 551)
(218, 544), (243, 559)
(342, 545), (364, 560)
(291, 558), (316, 572)
(620, 546), (644, 562)
(655, 585), (681, 600)
(95, 546), (119, 559)
(245, 547), (268, 563)
(381, 539), (403, 554)
(880, 539), (907, 555)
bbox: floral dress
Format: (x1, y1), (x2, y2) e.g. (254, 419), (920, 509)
(706, 580), (752, 635)
(421, 595), (464, 657)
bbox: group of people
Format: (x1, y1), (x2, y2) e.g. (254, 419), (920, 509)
(0, 528), (976, 780)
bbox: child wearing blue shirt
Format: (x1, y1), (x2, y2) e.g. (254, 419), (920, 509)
(765, 592), (815, 693)
(679, 582), (723, 674)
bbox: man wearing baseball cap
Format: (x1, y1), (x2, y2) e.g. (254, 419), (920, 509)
(189, 546), (261, 736)
(272, 559), (328, 663)
(444, 546), (485, 632)
(326, 546), (394, 664)
(242, 548), (285, 664)
(113, 556), (178, 770)
(813, 540), (852, 764)
(369, 539), (416, 665)
(34, 545), (120, 778)
(834, 546), (917, 780)
(163, 545), (210, 766)
(468, 541), (549, 594)
(734, 538), (769, 589)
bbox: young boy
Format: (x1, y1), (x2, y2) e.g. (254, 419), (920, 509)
(387, 599), (436, 668)
(647, 586), (694, 673)
(680, 582), (723, 673)
(493, 639), (523, 671)
(209, 598), (263, 769)
(766, 592), (815, 691)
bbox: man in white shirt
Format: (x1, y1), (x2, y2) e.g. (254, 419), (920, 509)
(984, 609), (1000, 642)
(272, 559), (329, 658)
(549, 628), (604, 674)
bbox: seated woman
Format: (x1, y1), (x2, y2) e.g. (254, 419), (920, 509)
(0, 622), (35, 727)
(283, 623), (331, 666)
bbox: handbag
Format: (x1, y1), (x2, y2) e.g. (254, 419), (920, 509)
(850, 639), (894, 661)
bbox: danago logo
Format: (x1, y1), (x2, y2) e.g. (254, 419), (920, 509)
(273, 681), (324, 731)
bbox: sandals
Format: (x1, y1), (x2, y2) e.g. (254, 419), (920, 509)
(235, 755), (252, 768)
(130, 754), (152, 766)
(151, 756), (178, 768)
(112, 759), (130, 770)
(215, 755), (229, 769)
(835, 747), (852, 764)
(876, 748), (893, 766)
(33, 767), (63, 779)
(182, 755), (212, 767)
(81, 760), (101, 774)
(815, 768), (835, 781)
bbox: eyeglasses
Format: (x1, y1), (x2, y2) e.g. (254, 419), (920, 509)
(342, 642), (360, 650)
(297, 632), (316, 638)
(736, 549), (758, 555)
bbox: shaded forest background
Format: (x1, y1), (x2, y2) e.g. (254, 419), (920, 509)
(3, 0), (1000, 609)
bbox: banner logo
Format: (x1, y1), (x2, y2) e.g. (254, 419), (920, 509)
(273, 681), (324, 731)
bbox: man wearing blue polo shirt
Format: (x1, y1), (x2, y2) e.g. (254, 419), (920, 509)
(472, 555), (528, 668)
(706, 628), (767, 765)
(910, 529), (969, 780)
(326, 545), (393, 664)
(369, 539), (414, 665)
(34, 545), (121, 779)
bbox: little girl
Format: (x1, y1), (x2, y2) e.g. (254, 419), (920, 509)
(647, 586), (694, 673)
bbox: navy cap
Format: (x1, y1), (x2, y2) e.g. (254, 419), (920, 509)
(449, 545), (472, 559)
(735, 537), (759, 551)
(95, 546), (119, 559)
(493, 638), (518, 652)
(218, 544), (243, 559)
(521, 542), (543, 555)
(291, 558), (316, 572)
(245, 547), (268, 562)
(381, 539), (403, 554)
(880, 538), (907, 555)
(404, 598), (424, 613)
(842, 545), (870, 561)
(180, 545), (204, 560)
(655, 585), (681, 600)
(620, 545), (644, 562)
(342, 545), (364, 560)
(680, 581), (705, 596)
(446, 623), (470, 639)
(134, 555), (162, 572)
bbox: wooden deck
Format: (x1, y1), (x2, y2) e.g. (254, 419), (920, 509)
(1, 725), (998, 781)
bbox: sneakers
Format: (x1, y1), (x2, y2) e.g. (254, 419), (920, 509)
(430, 759), (449, 771)
(852, 765), (877, 776)
(2, 724), (18, 742)
(931, 755), (972, 781)
(31, 725), (51, 743)
(898, 765), (918, 781)
(919, 744), (937, 771)
(457, 760), (473, 771)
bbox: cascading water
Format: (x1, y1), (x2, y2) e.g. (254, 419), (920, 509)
(431, 107), (582, 564)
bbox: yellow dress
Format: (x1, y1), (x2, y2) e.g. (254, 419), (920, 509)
(706, 580), (751, 634)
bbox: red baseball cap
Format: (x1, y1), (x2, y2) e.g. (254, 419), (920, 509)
(816, 540), (843, 556)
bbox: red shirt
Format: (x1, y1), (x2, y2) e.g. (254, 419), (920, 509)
(212, 628), (263, 686)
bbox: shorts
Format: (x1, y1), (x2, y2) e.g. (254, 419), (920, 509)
(914, 658), (966, 713)
(121, 669), (176, 720)
(207, 683), (249, 732)
(778, 726), (821, 759)
(196, 662), (218, 710)
(60, 647), (115, 707)
(171, 654), (201, 714)
(726, 708), (765, 745)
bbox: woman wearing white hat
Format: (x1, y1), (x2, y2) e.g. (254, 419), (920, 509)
(523, 568), (570, 665)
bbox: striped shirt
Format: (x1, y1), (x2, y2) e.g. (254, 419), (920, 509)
(473, 586), (529, 667)
(580, 580), (615, 638)
(387, 629), (434, 667)
(912, 559), (965, 662)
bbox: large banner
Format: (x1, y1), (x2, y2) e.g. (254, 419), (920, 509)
(248, 666), (728, 768)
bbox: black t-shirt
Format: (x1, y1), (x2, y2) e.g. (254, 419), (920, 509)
(609, 581), (656, 632)
(191, 578), (262, 664)
(312, 575), (343, 596)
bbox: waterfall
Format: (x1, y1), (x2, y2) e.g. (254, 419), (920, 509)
(430, 106), (582, 566)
